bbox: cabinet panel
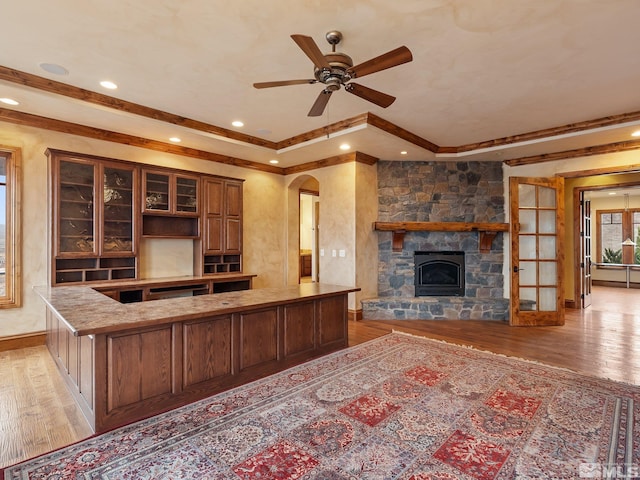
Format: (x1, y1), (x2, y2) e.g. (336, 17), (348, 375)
(225, 218), (242, 253)
(107, 326), (173, 412)
(226, 181), (242, 217)
(175, 176), (199, 214)
(183, 316), (232, 387)
(318, 296), (347, 347)
(206, 217), (223, 252)
(283, 301), (315, 356)
(205, 179), (224, 216)
(239, 308), (278, 370)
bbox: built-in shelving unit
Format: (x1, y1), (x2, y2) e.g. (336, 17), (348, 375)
(373, 221), (510, 253)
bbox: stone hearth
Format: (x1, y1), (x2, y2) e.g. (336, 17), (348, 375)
(361, 160), (508, 321)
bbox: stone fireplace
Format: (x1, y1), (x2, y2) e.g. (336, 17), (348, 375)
(361, 161), (509, 321)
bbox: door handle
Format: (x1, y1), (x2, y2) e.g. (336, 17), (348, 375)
(513, 266), (525, 273)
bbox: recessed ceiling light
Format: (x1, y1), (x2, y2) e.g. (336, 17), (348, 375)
(632, 130), (640, 137)
(269, 159), (279, 164)
(169, 137), (181, 143)
(339, 143), (350, 151)
(232, 120), (244, 128)
(39, 63), (69, 75)
(100, 80), (118, 90)
(609, 192), (617, 195)
(400, 151), (407, 155)
(0, 98), (19, 106)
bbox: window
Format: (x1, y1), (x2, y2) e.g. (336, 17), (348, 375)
(596, 208), (640, 265)
(0, 146), (21, 307)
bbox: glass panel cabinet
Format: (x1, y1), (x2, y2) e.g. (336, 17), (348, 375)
(49, 150), (137, 285)
(143, 170), (199, 216)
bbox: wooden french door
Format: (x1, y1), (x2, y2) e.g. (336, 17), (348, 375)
(509, 177), (565, 326)
(581, 195), (593, 308)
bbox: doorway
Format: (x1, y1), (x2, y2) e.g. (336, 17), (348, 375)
(299, 189), (319, 283)
(572, 178), (640, 310)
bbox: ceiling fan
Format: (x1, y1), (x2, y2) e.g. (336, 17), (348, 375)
(253, 31), (413, 117)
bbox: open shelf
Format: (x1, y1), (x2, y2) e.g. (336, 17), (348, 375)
(55, 256), (136, 285)
(203, 254), (241, 274)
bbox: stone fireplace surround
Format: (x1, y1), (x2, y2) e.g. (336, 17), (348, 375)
(361, 160), (509, 321)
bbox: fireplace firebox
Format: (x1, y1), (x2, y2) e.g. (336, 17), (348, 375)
(414, 251), (465, 296)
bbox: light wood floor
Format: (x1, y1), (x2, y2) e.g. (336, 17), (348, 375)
(2, 286), (640, 469)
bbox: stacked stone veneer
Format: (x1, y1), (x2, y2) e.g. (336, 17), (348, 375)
(362, 161), (509, 321)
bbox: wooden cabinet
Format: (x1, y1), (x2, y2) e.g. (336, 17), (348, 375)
(142, 169), (200, 238)
(142, 169), (199, 216)
(49, 150), (137, 285)
(202, 177), (244, 274)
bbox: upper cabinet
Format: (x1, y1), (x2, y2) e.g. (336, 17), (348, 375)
(143, 170), (199, 216)
(49, 150), (137, 284)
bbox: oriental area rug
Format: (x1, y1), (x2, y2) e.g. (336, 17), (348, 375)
(3, 332), (639, 479)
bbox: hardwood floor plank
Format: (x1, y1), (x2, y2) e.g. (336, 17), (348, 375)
(2, 285), (639, 468)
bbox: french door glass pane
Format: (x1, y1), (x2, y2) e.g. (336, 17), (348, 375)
(518, 184), (536, 207)
(519, 261), (537, 285)
(538, 186), (556, 208)
(539, 262), (557, 285)
(519, 210), (536, 233)
(519, 236), (536, 260)
(539, 288), (557, 311)
(539, 236), (556, 259)
(538, 210), (556, 234)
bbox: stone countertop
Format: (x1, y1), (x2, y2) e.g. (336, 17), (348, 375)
(34, 282), (360, 337)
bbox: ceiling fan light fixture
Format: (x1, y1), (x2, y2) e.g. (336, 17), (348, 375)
(253, 31), (413, 117)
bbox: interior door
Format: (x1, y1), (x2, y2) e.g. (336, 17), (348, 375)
(509, 177), (565, 326)
(581, 195), (593, 308)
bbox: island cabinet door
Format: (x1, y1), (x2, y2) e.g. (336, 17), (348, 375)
(317, 294), (348, 349)
(103, 325), (175, 415)
(283, 301), (316, 357)
(237, 307), (279, 371)
(181, 315), (233, 389)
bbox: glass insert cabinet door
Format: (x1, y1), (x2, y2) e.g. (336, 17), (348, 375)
(102, 165), (134, 253)
(58, 160), (95, 254)
(175, 176), (198, 214)
(143, 170), (199, 215)
(144, 171), (170, 212)
(509, 176), (565, 326)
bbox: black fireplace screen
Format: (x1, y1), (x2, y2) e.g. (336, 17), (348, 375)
(414, 251), (465, 296)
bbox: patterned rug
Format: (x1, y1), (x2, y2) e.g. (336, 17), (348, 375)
(3, 332), (639, 479)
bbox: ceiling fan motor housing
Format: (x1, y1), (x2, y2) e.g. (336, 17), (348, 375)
(314, 52), (353, 90)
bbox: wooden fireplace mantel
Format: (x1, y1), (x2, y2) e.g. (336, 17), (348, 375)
(373, 221), (510, 253)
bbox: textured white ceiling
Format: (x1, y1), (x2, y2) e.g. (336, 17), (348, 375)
(2, 0), (640, 167)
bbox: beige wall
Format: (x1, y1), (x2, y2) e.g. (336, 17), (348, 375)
(0, 122), (286, 337)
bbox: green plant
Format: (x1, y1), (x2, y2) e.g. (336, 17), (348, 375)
(635, 226), (640, 264)
(603, 247), (622, 264)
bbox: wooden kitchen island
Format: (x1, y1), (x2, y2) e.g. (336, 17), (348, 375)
(35, 281), (359, 433)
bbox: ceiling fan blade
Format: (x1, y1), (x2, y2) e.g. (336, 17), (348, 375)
(308, 90), (332, 117)
(291, 34), (331, 70)
(253, 79), (317, 89)
(347, 46), (413, 79)
(345, 83), (396, 108)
